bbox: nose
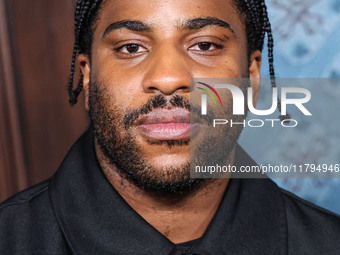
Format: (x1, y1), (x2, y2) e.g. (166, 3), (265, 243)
(142, 45), (191, 95)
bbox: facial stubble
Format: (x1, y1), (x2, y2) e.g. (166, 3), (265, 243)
(89, 80), (245, 195)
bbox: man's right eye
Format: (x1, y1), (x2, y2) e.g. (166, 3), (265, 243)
(115, 44), (148, 54)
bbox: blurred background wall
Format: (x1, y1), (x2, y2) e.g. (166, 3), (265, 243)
(240, 0), (340, 214)
(0, 0), (88, 201)
(0, 0), (339, 214)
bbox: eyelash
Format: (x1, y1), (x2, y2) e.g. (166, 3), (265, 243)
(188, 42), (223, 53)
(114, 42), (224, 56)
(115, 44), (148, 54)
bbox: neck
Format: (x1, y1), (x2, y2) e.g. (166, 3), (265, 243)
(95, 140), (234, 244)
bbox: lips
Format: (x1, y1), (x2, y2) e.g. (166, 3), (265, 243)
(135, 108), (196, 140)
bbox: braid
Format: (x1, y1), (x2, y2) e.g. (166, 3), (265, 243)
(262, 2), (290, 120)
(234, 0), (290, 120)
(67, 45), (80, 105)
(67, 0), (103, 105)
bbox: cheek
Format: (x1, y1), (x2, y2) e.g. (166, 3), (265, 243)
(95, 49), (143, 88)
(191, 52), (249, 78)
(223, 46), (249, 76)
(95, 67), (146, 106)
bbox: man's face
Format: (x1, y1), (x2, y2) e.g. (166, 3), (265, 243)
(80, 0), (261, 193)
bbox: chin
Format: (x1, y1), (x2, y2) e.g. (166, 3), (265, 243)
(148, 158), (190, 170)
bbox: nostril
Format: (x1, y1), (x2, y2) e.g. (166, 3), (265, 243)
(144, 84), (190, 95)
(178, 86), (190, 91)
(148, 86), (158, 91)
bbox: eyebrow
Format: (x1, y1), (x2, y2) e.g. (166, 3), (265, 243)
(180, 17), (235, 34)
(102, 17), (235, 38)
(102, 20), (152, 38)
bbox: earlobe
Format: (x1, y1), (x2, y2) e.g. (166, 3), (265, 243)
(78, 54), (91, 111)
(249, 50), (262, 106)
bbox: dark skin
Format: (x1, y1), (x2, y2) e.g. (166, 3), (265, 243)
(79, 0), (261, 244)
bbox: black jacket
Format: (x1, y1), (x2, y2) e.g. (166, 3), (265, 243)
(1, 129), (340, 255)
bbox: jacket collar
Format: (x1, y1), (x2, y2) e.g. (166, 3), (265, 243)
(49, 128), (287, 254)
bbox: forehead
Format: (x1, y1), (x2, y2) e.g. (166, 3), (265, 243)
(94, 0), (244, 35)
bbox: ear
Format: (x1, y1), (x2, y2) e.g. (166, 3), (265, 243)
(248, 50), (262, 106)
(78, 54), (91, 111)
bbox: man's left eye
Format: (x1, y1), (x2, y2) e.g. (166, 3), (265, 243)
(189, 42), (222, 51)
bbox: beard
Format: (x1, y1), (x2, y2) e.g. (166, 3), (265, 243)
(89, 80), (245, 195)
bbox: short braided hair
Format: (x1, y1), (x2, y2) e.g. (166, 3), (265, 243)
(67, 0), (103, 105)
(232, 0), (288, 119)
(68, 0), (288, 118)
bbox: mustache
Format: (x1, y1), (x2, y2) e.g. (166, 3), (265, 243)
(123, 94), (216, 130)
(124, 94), (189, 129)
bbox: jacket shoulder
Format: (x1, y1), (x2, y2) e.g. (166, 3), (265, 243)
(281, 188), (340, 253)
(0, 180), (69, 254)
(0, 180), (49, 209)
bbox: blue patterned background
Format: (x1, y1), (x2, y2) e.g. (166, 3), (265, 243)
(239, 0), (340, 214)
